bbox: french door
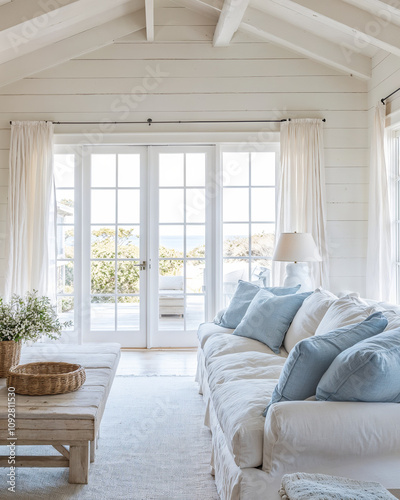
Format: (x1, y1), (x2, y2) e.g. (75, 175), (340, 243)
(54, 143), (277, 347)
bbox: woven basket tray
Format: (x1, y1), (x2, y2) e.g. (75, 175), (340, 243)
(7, 362), (86, 396)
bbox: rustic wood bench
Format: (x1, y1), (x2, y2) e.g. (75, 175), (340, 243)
(0, 343), (120, 484)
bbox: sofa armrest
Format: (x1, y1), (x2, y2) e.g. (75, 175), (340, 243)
(263, 400), (400, 475)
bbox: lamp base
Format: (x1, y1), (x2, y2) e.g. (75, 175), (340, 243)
(283, 262), (313, 292)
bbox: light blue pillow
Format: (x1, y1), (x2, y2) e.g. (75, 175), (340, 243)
(316, 327), (400, 402)
(218, 280), (301, 329)
(263, 312), (388, 416)
(233, 289), (312, 354)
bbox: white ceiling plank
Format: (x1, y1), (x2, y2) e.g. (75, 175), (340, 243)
(277, 0), (400, 57)
(0, 11), (146, 88)
(0, 0), (143, 65)
(342, 0), (400, 27)
(174, 0), (371, 79)
(145, 0), (154, 42)
(213, 0), (250, 47)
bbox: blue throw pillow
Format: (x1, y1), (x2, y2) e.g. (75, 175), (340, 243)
(263, 312), (388, 416)
(218, 280), (301, 329)
(233, 289), (312, 354)
(316, 327), (400, 402)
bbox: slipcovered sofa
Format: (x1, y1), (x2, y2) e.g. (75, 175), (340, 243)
(196, 289), (400, 500)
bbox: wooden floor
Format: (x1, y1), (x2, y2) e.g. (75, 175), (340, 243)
(117, 349), (198, 377)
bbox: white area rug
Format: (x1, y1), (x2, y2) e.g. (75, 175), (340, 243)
(0, 376), (219, 500)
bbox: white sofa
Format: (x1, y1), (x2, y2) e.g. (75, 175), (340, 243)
(196, 291), (400, 500)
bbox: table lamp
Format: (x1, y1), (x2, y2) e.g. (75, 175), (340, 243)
(273, 232), (322, 291)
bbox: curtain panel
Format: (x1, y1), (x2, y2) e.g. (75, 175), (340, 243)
(366, 104), (392, 301)
(4, 121), (56, 300)
(274, 118), (329, 289)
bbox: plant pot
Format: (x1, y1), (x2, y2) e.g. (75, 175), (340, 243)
(0, 341), (22, 378)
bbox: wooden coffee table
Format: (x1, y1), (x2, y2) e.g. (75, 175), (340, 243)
(0, 343), (120, 484)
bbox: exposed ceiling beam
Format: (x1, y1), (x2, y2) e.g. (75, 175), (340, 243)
(0, 11), (146, 88)
(342, 0), (400, 28)
(0, 0), (12, 5)
(213, 0), (250, 47)
(145, 0), (154, 42)
(277, 0), (400, 57)
(0, 0), (143, 65)
(173, 0), (371, 79)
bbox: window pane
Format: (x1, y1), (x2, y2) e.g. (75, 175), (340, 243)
(159, 189), (184, 223)
(91, 226), (115, 259)
(251, 188), (275, 222)
(251, 152), (275, 186)
(186, 260), (205, 293)
(57, 261), (74, 294)
(56, 189), (74, 224)
(251, 223), (275, 257)
(57, 225), (74, 259)
(118, 296), (140, 331)
(91, 261), (115, 294)
(91, 190), (116, 224)
(118, 226), (140, 259)
(54, 154), (74, 188)
(223, 259), (249, 306)
(91, 154), (116, 187)
(118, 154), (140, 187)
(223, 224), (249, 257)
(91, 296), (115, 331)
(118, 189), (140, 224)
(223, 152), (249, 186)
(223, 188), (249, 222)
(186, 225), (205, 258)
(159, 153), (184, 187)
(186, 188), (205, 223)
(186, 153), (205, 186)
(117, 261), (140, 294)
(186, 295), (205, 331)
(160, 225), (184, 257)
(159, 266), (184, 331)
(57, 297), (74, 330)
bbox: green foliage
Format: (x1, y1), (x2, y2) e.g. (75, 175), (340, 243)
(0, 291), (72, 343)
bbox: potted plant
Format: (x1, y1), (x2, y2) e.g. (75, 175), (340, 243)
(0, 291), (72, 377)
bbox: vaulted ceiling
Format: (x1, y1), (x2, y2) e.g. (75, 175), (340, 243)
(0, 0), (398, 87)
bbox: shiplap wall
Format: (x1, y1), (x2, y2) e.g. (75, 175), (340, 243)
(0, 5), (369, 296)
(368, 50), (400, 121)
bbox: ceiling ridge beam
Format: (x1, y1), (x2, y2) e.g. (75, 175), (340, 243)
(213, 0), (250, 47)
(276, 0), (400, 57)
(145, 0), (154, 42)
(0, 10), (146, 88)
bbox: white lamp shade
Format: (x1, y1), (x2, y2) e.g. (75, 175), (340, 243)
(273, 232), (322, 262)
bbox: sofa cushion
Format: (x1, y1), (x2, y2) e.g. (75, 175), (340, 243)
(264, 312), (388, 415)
(284, 288), (337, 353)
(315, 295), (377, 336)
(197, 322), (233, 349)
(203, 332), (288, 366)
(207, 351), (286, 392)
(217, 280), (301, 329)
(317, 328), (400, 402)
(211, 378), (278, 468)
(233, 290), (312, 354)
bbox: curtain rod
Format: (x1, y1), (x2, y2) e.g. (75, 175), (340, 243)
(381, 87), (400, 104)
(9, 118), (326, 126)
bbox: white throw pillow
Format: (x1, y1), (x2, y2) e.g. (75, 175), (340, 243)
(315, 295), (376, 336)
(284, 288), (337, 352)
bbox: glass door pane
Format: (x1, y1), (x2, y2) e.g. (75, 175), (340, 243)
(83, 147), (147, 347)
(149, 147), (212, 348)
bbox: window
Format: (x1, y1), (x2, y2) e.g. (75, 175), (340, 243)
(53, 144), (278, 346)
(221, 147), (278, 306)
(396, 136), (400, 301)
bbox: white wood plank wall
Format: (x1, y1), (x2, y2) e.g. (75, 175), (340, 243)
(0, 5), (370, 296)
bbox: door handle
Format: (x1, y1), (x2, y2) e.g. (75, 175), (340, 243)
(134, 261), (146, 271)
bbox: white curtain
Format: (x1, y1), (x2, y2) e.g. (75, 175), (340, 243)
(274, 118), (329, 288)
(4, 121), (56, 299)
(366, 103), (392, 301)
